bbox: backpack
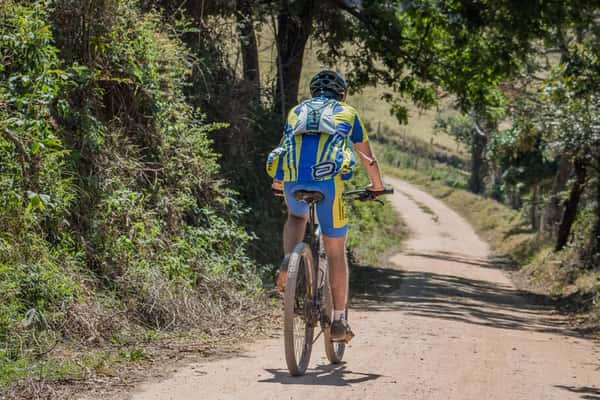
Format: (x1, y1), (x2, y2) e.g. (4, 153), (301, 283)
(266, 98), (356, 182)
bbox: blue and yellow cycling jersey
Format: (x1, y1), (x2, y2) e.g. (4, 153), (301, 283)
(266, 97), (368, 182)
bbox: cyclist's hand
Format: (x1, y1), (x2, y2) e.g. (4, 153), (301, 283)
(272, 180), (284, 197)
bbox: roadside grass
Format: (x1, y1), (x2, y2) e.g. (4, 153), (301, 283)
(384, 166), (600, 329)
(1, 319), (275, 399)
(1, 348), (133, 392)
(374, 141), (468, 189)
(347, 171), (408, 267)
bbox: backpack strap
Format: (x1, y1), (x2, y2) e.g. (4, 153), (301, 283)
(303, 99), (337, 132)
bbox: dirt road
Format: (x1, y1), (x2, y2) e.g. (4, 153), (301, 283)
(128, 177), (600, 400)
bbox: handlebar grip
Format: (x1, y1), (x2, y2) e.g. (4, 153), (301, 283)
(365, 187), (394, 196)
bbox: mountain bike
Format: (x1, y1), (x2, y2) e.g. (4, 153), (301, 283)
(281, 187), (393, 376)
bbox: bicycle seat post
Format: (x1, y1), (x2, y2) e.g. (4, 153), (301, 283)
(308, 201), (317, 251)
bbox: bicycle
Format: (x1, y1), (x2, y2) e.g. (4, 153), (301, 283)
(280, 187), (394, 376)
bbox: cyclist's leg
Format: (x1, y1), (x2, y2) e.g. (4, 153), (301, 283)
(284, 214), (308, 254)
(322, 234), (348, 312)
(277, 182), (310, 291)
(315, 176), (348, 308)
(317, 176), (353, 340)
(282, 181), (310, 253)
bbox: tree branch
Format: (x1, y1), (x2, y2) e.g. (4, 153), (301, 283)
(330, 0), (377, 34)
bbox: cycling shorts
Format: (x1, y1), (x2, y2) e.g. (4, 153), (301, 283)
(283, 175), (348, 238)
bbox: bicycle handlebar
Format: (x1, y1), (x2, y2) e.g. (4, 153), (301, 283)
(343, 187), (394, 202)
(272, 185), (394, 202)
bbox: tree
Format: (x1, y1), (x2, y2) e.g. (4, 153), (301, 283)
(273, 0), (316, 115)
(504, 39), (600, 252)
(236, 0), (261, 99)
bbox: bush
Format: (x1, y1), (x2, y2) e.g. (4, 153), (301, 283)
(0, 1), (84, 384)
(1, 0), (264, 387)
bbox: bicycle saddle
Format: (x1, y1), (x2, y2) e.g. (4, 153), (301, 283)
(293, 190), (324, 203)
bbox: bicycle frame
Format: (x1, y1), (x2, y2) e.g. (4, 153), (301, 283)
(303, 200), (329, 328)
(306, 201), (320, 256)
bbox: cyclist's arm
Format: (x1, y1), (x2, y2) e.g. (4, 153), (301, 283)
(272, 179), (283, 193)
(349, 112), (384, 191)
(354, 141), (384, 191)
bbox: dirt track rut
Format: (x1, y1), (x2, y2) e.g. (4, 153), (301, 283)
(125, 177), (600, 400)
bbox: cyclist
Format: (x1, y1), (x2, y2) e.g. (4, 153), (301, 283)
(266, 69), (386, 342)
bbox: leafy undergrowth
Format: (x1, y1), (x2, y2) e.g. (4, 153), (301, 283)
(385, 166), (600, 332)
(0, 1), (271, 395)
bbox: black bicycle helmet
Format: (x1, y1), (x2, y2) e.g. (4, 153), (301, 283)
(310, 69), (347, 100)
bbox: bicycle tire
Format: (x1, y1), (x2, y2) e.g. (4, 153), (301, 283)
(322, 266), (346, 364)
(283, 243), (316, 376)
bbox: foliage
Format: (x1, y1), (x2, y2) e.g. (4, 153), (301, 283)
(0, 0), (265, 388)
(0, 0), (82, 370)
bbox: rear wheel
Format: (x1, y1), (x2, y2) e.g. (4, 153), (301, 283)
(283, 243), (316, 376)
(322, 267), (346, 363)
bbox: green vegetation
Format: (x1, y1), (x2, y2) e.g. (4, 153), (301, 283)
(0, 1), (410, 392)
(2, 0), (600, 394)
(0, 0), (263, 390)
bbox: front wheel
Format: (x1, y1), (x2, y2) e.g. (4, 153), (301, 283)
(283, 243), (316, 376)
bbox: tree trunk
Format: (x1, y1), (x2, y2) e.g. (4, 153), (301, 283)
(555, 158), (588, 251)
(530, 184), (539, 231)
(587, 171), (600, 265)
(489, 159), (503, 201)
(236, 0), (260, 99)
(275, 0), (315, 117)
(540, 157), (571, 237)
(468, 129), (488, 194)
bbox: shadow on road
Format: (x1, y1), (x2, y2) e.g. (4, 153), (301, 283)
(402, 250), (515, 270)
(555, 385), (600, 400)
(259, 363), (382, 386)
(349, 250), (579, 337)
